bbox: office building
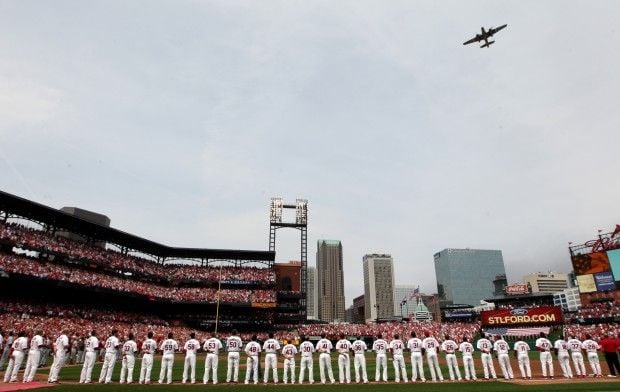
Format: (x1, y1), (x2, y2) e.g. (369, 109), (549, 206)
(306, 266), (318, 320)
(523, 272), (569, 294)
(363, 254), (395, 322)
(553, 287), (581, 311)
(316, 240), (345, 322)
(434, 248), (506, 306)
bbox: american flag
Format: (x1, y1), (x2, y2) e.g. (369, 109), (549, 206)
(408, 287), (420, 300)
(485, 327), (550, 337)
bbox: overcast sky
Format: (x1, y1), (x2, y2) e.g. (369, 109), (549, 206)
(1, 1), (619, 304)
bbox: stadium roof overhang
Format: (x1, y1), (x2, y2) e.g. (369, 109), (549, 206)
(0, 190), (274, 262)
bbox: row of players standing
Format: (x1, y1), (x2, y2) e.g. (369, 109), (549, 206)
(0, 329), (607, 384)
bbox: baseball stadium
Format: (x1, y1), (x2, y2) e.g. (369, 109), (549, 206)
(0, 190), (618, 392)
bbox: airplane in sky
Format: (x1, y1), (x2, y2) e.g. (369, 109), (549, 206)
(463, 24), (507, 48)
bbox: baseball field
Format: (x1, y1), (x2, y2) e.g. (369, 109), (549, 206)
(3, 354), (618, 392)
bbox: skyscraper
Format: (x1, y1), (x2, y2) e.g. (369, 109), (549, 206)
(363, 254), (395, 322)
(306, 266), (318, 320)
(316, 240), (345, 322)
(434, 248), (506, 306)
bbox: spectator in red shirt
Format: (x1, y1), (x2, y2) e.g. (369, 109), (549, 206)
(599, 333), (620, 377)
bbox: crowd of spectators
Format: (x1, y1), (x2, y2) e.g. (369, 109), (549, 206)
(0, 221), (275, 285)
(298, 320), (481, 342)
(0, 254), (276, 304)
(569, 302), (620, 322)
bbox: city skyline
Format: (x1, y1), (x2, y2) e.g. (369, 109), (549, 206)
(1, 2), (618, 306)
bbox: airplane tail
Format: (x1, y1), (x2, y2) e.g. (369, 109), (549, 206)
(480, 41), (495, 48)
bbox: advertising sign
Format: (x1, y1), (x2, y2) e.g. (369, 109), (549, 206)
(480, 306), (563, 326)
(504, 283), (529, 295)
(576, 274), (597, 293)
(608, 249), (620, 281)
(594, 271), (616, 291)
(571, 252), (611, 275)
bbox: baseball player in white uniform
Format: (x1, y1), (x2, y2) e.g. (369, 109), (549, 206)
(225, 330), (243, 383)
(203, 334), (222, 384)
(567, 335), (586, 377)
(373, 334), (389, 382)
(336, 334), (351, 384)
(441, 335), (462, 381)
(493, 336), (513, 379)
(3, 331), (28, 383)
(476, 335), (497, 380)
(158, 332), (179, 384)
(182, 333), (200, 384)
(298, 336), (315, 384)
(513, 340), (531, 379)
(535, 332), (554, 378)
(281, 341), (298, 384)
(139, 332), (157, 384)
(98, 329), (120, 384)
(120, 333), (138, 384)
(48, 329), (70, 383)
(262, 332), (281, 384)
(407, 332), (425, 382)
(582, 334), (602, 377)
(390, 334), (408, 382)
(554, 335), (573, 379)
(244, 335), (261, 384)
(316, 334), (335, 384)
(422, 331), (443, 382)
(79, 330), (99, 384)
(0, 332), (12, 372)
(23, 330), (44, 383)
(459, 337), (476, 381)
(351, 337), (368, 383)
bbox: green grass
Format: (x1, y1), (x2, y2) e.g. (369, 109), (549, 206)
(7, 354), (618, 392)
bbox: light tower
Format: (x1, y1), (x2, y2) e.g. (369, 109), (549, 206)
(269, 197), (308, 320)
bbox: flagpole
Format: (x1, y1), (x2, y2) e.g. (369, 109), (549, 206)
(214, 263), (223, 334)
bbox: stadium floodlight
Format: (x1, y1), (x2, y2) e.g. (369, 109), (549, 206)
(270, 198), (283, 223)
(295, 199), (308, 225)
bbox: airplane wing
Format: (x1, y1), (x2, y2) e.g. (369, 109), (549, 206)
(463, 35), (482, 45)
(488, 24), (507, 36)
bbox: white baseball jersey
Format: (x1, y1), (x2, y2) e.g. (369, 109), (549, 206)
(299, 341), (315, 357)
(104, 336), (120, 354)
(85, 336), (99, 353)
(141, 338), (157, 354)
(476, 338), (493, 353)
(390, 339), (405, 356)
(30, 335), (44, 351)
(535, 338), (552, 351)
(373, 339), (388, 355)
(315, 339), (333, 353)
(122, 340), (138, 357)
(407, 337), (423, 353)
(422, 337), (439, 355)
(12, 336), (28, 352)
(184, 339), (200, 355)
(567, 339), (582, 353)
(493, 339), (510, 355)
(351, 340), (367, 354)
(245, 341), (261, 357)
(282, 344), (298, 359)
(459, 342), (474, 357)
(55, 334), (69, 353)
(160, 339), (179, 355)
(226, 336), (242, 352)
(513, 341), (530, 355)
(441, 340), (458, 354)
(554, 339), (569, 354)
(581, 339), (599, 353)
(0, 334), (3, 350)
(336, 339), (351, 355)
(262, 338), (280, 354)
(203, 338), (223, 354)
